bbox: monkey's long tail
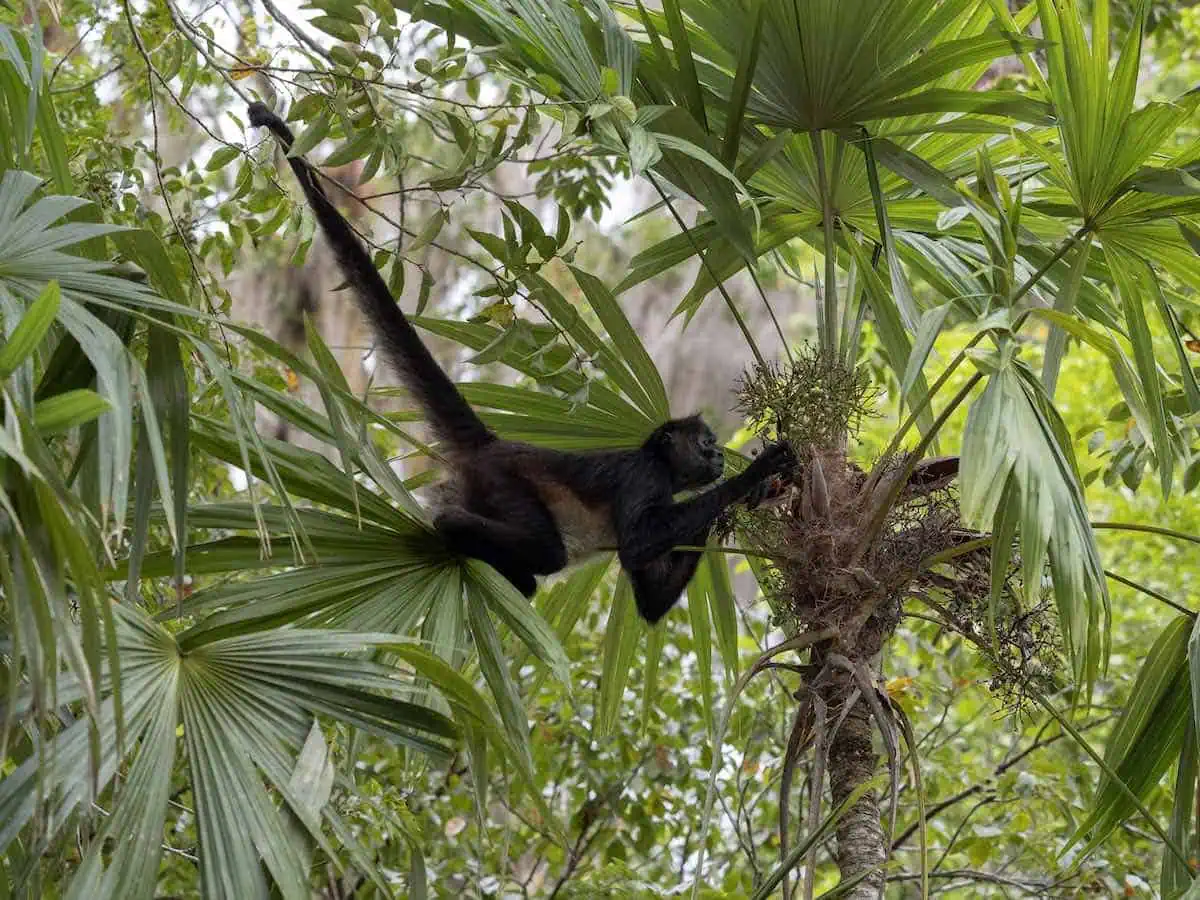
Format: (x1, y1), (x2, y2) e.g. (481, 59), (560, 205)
(248, 102), (494, 451)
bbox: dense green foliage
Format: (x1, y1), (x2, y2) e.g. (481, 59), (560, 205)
(2, 0), (1200, 897)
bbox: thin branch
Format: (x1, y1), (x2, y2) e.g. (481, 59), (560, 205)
(161, 0), (253, 104)
(1007, 219), (1095, 309)
(1092, 521), (1200, 546)
(893, 717), (1114, 849)
(546, 756), (650, 899)
(931, 796), (994, 872)
(890, 869), (1050, 894)
(122, 0), (233, 368)
(260, 0), (334, 62)
(643, 171), (768, 368)
(51, 61), (125, 95)
(1105, 569), (1196, 617)
(747, 263), (794, 363)
(1035, 694), (1193, 873)
(48, 18), (100, 87)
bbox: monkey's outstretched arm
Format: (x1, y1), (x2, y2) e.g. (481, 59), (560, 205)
(622, 452), (792, 622)
(618, 476), (756, 569)
(629, 549), (705, 623)
(617, 444), (795, 570)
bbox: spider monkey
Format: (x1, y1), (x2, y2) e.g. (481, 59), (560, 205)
(248, 102), (797, 623)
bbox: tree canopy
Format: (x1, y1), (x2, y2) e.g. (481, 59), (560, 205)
(3, 0), (1200, 897)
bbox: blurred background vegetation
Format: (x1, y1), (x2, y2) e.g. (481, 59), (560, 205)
(2, 0), (1200, 897)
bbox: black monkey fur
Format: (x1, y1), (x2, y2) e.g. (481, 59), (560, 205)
(248, 102), (796, 623)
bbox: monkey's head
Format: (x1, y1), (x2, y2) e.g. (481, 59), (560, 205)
(647, 415), (725, 491)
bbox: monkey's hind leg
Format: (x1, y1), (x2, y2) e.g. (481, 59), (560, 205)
(434, 507), (567, 597)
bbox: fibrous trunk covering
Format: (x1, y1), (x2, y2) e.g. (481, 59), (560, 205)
(733, 351), (1048, 896)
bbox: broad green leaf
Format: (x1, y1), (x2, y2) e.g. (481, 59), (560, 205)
(304, 319), (363, 519)
(661, 0), (707, 129)
(704, 554), (739, 684)
(0, 278), (59, 378)
(466, 586), (536, 779)
(570, 266), (670, 418)
(310, 15), (359, 42)
(323, 128), (374, 167)
(1041, 240), (1093, 397)
(205, 145), (240, 171)
(466, 560), (571, 688)
(1108, 250), (1175, 496)
(520, 271), (655, 417)
(31, 388), (108, 435)
(869, 138), (965, 210)
(861, 132), (920, 332)
(414, 316), (652, 432)
(719, 0), (765, 168)
(67, 689), (177, 900)
(842, 235), (934, 434)
(408, 209), (447, 254)
(2, 606), (464, 899)
(532, 556), (612, 652)
(641, 616), (666, 735)
(960, 349), (1108, 687)
(900, 303), (952, 401)
(1072, 615), (1191, 855)
(628, 125), (661, 175)
(1163, 721), (1198, 898)
(686, 563), (716, 736)
(595, 576), (642, 737)
(288, 110), (332, 159)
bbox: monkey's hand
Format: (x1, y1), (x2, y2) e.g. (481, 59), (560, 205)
(747, 440), (798, 480)
(744, 473), (792, 510)
(744, 474), (774, 510)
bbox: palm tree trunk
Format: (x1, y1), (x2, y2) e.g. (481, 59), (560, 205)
(827, 698), (886, 899)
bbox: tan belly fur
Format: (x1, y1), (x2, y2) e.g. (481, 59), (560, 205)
(538, 483), (616, 564)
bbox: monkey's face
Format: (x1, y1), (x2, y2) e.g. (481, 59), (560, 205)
(662, 417), (724, 491)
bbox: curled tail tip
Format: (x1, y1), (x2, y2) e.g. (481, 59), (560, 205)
(248, 102), (294, 140)
(248, 102), (297, 149)
(247, 101), (273, 127)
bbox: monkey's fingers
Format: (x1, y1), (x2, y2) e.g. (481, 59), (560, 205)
(744, 474), (791, 510)
(744, 479), (769, 510)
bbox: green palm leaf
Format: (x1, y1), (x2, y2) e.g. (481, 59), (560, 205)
(1, 603), (487, 899)
(1072, 615), (1191, 858)
(959, 345), (1109, 687)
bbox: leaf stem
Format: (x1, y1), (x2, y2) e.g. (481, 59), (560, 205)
(919, 536), (993, 568)
(1104, 570), (1196, 617)
(812, 130), (839, 359)
(853, 372), (983, 563)
(644, 171), (768, 368)
(1034, 693), (1193, 874)
(1091, 521), (1200, 546)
